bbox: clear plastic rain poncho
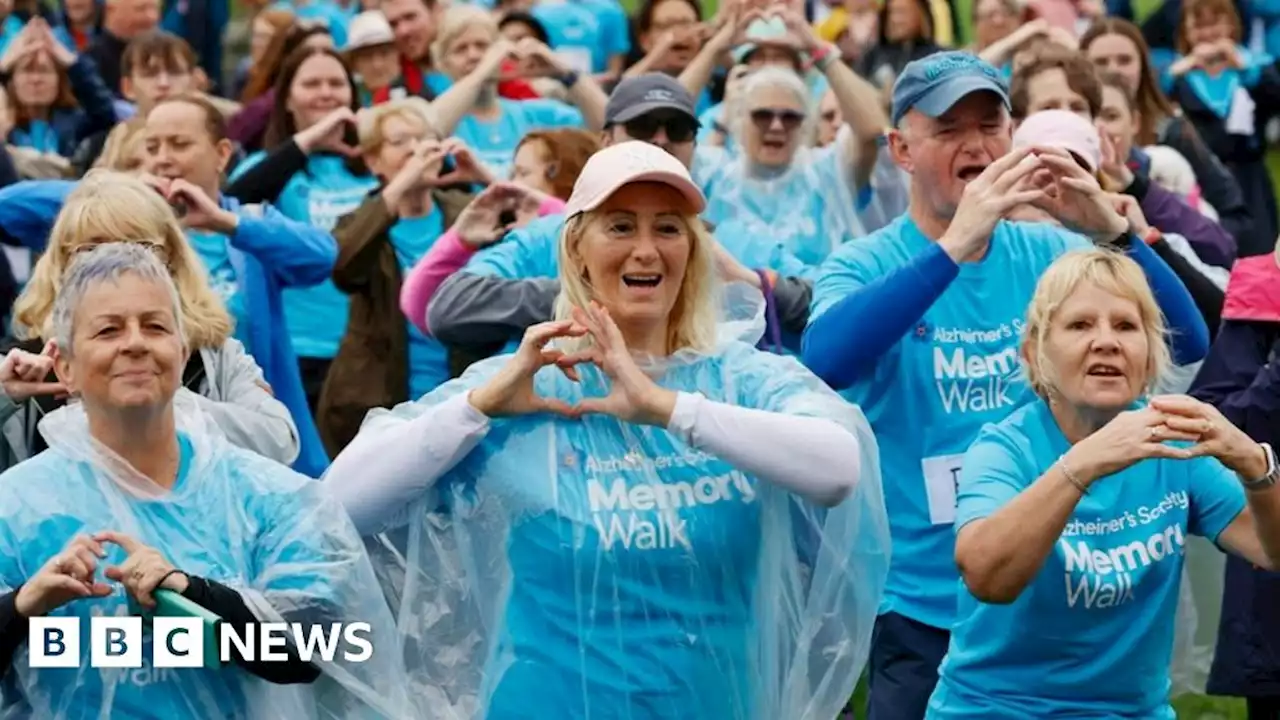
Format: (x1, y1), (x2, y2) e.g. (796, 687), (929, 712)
(0, 394), (413, 720)
(701, 141), (865, 267)
(362, 285), (891, 720)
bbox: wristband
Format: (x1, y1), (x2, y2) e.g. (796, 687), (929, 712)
(157, 568), (187, 592)
(810, 45), (836, 71)
(1057, 455), (1089, 495)
(556, 70), (580, 88)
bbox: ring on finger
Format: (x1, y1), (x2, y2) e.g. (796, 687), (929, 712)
(1149, 426), (1161, 439)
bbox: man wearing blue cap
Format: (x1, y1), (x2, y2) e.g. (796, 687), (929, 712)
(802, 51), (1208, 719)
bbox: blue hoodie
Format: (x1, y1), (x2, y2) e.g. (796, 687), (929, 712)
(0, 180), (336, 478)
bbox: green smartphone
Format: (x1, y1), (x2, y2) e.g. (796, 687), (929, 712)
(133, 589), (223, 668)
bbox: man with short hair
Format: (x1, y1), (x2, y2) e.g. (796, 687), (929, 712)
(381, 0), (536, 100)
(1008, 48), (1103, 121)
(120, 29), (197, 112)
(803, 51), (1207, 720)
(71, 30), (203, 175)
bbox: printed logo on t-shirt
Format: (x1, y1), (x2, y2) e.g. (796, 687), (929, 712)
(584, 450), (756, 552)
(930, 320), (1025, 414)
(307, 187), (370, 232)
(1057, 491), (1189, 609)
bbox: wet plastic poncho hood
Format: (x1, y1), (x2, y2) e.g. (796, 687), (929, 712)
(361, 284), (891, 719)
(0, 394), (412, 719)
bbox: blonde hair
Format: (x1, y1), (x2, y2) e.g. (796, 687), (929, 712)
(553, 199), (719, 355)
(14, 171), (232, 349)
(1021, 248), (1170, 398)
(356, 96), (439, 154)
(431, 5), (498, 74)
(94, 118), (148, 172)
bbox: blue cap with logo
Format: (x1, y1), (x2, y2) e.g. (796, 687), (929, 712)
(890, 51), (1010, 127)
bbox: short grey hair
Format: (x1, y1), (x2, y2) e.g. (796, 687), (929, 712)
(50, 243), (186, 358)
(731, 66), (816, 147)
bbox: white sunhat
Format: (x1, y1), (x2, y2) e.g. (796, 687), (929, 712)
(345, 11), (396, 54)
(564, 141), (706, 219)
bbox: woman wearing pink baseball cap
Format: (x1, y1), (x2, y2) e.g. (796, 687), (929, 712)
(325, 140), (890, 720)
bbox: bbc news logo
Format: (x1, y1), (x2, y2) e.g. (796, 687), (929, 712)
(29, 618), (374, 668)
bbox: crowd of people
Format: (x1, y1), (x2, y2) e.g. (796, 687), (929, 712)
(0, 0), (1275, 717)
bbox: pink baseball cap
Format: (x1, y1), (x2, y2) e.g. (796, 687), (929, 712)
(1012, 110), (1102, 173)
(564, 141), (706, 219)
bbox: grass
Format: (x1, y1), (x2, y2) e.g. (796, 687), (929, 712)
(840, 678), (1246, 719)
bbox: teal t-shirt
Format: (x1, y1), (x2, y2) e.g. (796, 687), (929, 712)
(453, 99), (584, 179)
(185, 230), (251, 354)
(230, 152), (377, 360)
(390, 209), (449, 399)
(809, 216), (1092, 630)
(927, 399), (1246, 718)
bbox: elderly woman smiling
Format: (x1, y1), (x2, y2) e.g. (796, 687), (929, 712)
(926, 249), (1280, 719)
(325, 141), (890, 719)
(0, 244), (410, 717)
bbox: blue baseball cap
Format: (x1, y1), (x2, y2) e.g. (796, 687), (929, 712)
(890, 51), (1010, 127)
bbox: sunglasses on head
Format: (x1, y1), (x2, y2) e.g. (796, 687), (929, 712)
(750, 108), (805, 131)
(621, 113), (698, 144)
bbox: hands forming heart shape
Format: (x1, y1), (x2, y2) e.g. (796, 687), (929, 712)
(139, 174), (237, 233)
(296, 107), (361, 159)
(452, 181), (548, 248)
(467, 302), (678, 428)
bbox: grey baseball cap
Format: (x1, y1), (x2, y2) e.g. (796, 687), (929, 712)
(605, 73), (699, 126)
(890, 51), (1010, 127)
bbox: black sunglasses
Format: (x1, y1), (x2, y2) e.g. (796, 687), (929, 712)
(750, 108), (805, 132)
(622, 113), (698, 144)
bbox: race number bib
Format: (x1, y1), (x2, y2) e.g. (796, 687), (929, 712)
(557, 47), (593, 74)
(1226, 86), (1257, 136)
(921, 454), (964, 525)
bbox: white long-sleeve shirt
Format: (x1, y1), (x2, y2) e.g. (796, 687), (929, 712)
(326, 392), (862, 536)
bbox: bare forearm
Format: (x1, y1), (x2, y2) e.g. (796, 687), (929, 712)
(823, 57), (885, 144)
(958, 463), (1085, 602)
(679, 32), (731, 98)
(567, 77), (608, 130)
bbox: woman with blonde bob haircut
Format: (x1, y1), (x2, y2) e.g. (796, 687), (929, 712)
(325, 141), (890, 720)
(927, 249), (1280, 719)
(0, 172), (301, 471)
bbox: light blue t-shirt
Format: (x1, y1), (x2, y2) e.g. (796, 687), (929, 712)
(186, 230), (252, 353)
(531, 1), (604, 74)
(578, 0), (631, 69)
(9, 120), (59, 155)
(273, 0), (352, 47)
(231, 152), (377, 360)
(0, 15), (22, 58)
(454, 99), (583, 179)
(390, 210), (449, 399)
(927, 399), (1246, 719)
(809, 217), (1091, 630)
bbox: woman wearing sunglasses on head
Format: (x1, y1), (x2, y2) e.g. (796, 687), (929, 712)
(325, 140), (890, 720)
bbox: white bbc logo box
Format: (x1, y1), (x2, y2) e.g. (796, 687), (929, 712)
(29, 616), (206, 669)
